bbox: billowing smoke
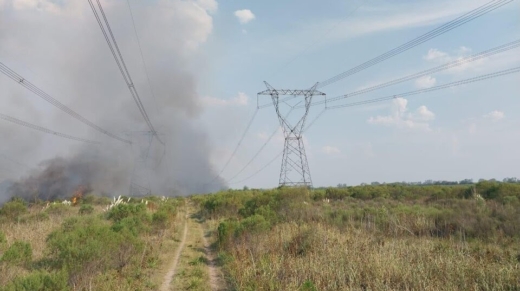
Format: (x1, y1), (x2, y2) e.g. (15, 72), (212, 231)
(0, 0), (226, 202)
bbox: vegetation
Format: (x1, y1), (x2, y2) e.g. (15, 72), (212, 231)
(1, 180), (519, 290)
(194, 181), (520, 290)
(0, 195), (182, 290)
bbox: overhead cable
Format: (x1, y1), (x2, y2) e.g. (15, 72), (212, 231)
(0, 62), (131, 144)
(229, 150), (284, 185)
(87, 0), (163, 145)
(317, 0), (513, 89)
(0, 113), (101, 145)
(229, 66), (520, 185)
(226, 104), (300, 183)
(310, 38), (520, 107)
(125, 0), (161, 116)
(204, 108), (259, 186)
(326, 66), (520, 110)
(268, 0), (365, 80)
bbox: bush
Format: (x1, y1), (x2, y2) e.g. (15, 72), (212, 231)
(0, 270), (69, 291)
(152, 211), (169, 230)
(46, 217), (143, 287)
(107, 203), (148, 222)
(78, 204), (94, 215)
(0, 198), (27, 221)
(111, 216), (148, 237)
(1, 241), (32, 267)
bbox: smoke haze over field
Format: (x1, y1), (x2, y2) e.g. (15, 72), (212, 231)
(0, 0), (225, 202)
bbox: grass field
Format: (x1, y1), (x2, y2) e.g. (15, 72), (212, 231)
(1, 181), (519, 290)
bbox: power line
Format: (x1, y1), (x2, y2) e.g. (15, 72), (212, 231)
(303, 107), (327, 132)
(326, 66), (520, 110)
(87, 0), (163, 145)
(0, 154), (32, 170)
(230, 150), (284, 186)
(268, 0), (365, 80)
(0, 113), (101, 145)
(317, 0), (513, 89)
(309, 38), (520, 107)
(125, 0), (161, 116)
(205, 108), (259, 186)
(229, 66), (520, 186)
(0, 62), (131, 144)
(226, 104), (300, 183)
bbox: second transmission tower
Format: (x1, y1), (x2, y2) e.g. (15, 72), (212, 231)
(259, 82), (325, 187)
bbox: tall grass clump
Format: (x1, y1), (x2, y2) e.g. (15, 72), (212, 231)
(196, 185), (520, 291)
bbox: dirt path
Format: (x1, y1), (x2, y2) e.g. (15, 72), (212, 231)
(159, 211), (189, 291)
(200, 228), (222, 291)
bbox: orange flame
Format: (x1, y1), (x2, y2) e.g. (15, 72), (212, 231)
(71, 185), (86, 206)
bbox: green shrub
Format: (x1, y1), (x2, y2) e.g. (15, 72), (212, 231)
(152, 210), (169, 230)
(0, 270), (69, 291)
(1, 241), (32, 267)
(325, 187), (351, 200)
(0, 198), (27, 221)
(111, 216), (148, 237)
(300, 280), (318, 291)
(107, 203), (148, 222)
(78, 204), (94, 215)
(46, 216), (143, 287)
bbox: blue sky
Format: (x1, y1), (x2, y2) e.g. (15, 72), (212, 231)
(0, 0), (519, 193)
(197, 0), (520, 188)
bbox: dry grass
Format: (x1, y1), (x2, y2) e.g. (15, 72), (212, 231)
(222, 222), (520, 291)
(151, 202), (187, 289)
(169, 208), (212, 291)
(0, 198), (186, 290)
(1, 209), (72, 260)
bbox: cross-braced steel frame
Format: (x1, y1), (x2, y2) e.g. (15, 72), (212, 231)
(258, 82), (325, 187)
(126, 131), (154, 196)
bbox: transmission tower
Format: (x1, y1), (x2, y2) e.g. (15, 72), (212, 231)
(258, 82), (325, 187)
(126, 130), (160, 196)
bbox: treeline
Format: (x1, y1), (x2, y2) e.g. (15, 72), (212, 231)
(335, 177), (520, 188)
(317, 180), (520, 203)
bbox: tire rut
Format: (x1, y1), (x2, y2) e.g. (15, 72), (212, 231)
(159, 210), (189, 291)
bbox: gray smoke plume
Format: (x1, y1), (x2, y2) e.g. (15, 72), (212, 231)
(0, 0), (226, 202)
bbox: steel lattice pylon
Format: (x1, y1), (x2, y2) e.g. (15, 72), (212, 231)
(258, 82), (325, 187)
(126, 131), (155, 196)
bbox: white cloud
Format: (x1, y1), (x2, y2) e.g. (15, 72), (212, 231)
(414, 105), (435, 121)
(195, 0), (218, 13)
(256, 132), (268, 140)
(234, 9), (255, 24)
(421, 45), (496, 74)
(5, 0), (63, 14)
(484, 110), (505, 121)
(201, 92), (249, 107)
(415, 75), (437, 89)
(457, 46), (472, 55)
(242, 29), (248, 34)
(322, 145), (341, 155)
(368, 98), (435, 131)
(424, 49), (449, 61)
